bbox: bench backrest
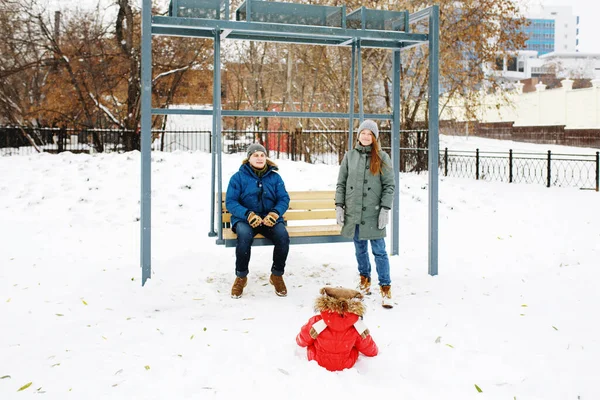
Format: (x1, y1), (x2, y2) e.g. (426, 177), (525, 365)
(221, 191), (337, 227)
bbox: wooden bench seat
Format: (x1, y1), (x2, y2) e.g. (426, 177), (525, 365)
(219, 190), (353, 247)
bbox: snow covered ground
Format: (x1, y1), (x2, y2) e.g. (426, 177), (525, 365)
(1, 147), (599, 399)
(440, 134), (599, 155)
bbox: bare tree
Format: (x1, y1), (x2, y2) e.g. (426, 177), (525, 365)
(0, 0), (212, 151)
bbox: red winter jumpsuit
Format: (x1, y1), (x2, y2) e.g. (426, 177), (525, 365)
(296, 310), (378, 371)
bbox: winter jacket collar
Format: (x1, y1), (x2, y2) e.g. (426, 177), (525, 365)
(355, 143), (372, 154)
(240, 158), (278, 177)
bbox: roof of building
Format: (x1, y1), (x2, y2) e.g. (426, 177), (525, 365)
(540, 52), (600, 59)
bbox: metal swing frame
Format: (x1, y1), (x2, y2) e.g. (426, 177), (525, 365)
(139, 0), (440, 285)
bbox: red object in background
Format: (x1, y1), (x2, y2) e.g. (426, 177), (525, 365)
(266, 132), (289, 154)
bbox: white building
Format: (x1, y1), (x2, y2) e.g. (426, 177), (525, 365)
(539, 52), (600, 79)
(524, 5), (578, 54)
(489, 5), (600, 81)
(492, 50), (600, 81)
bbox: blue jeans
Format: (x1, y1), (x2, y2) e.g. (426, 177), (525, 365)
(353, 225), (391, 286)
(233, 221), (290, 278)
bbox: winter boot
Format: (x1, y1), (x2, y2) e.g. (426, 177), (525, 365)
(269, 274), (287, 297)
(380, 285), (393, 309)
(358, 275), (372, 295)
(231, 277), (248, 299)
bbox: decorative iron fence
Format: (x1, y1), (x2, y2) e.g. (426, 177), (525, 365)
(440, 148), (599, 191)
(1, 126), (598, 191)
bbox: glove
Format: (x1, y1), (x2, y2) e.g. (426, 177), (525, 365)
(263, 211), (279, 227)
(335, 205), (344, 225)
(378, 207), (390, 229)
(247, 211), (262, 228)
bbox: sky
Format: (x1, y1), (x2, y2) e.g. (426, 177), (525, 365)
(1, 132), (599, 398)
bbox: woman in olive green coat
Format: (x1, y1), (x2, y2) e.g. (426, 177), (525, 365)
(335, 120), (395, 308)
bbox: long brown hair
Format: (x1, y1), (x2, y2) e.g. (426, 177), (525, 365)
(369, 136), (383, 175)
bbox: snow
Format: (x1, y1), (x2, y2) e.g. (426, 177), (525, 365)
(440, 134), (599, 155)
(1, 142), (599, 399)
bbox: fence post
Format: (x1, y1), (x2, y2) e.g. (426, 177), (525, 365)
(596, 151), (600, 192)
(547, 150), (551, 188)
(509, 149), (513, 183)
(444, 147), (448, 176)
(58, 127), (66, 153)
(476, 148), (479, 180)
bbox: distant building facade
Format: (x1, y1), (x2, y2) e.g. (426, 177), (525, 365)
(492, 50), (600, 81)
(489, 5), (600, 82)
(522, 5), (578, 55)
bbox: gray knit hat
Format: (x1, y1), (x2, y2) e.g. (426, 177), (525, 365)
(357, 119), (379, 140)
(246, 143), (267, 159)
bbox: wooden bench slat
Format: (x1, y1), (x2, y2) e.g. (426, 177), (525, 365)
(288, 199), (335, 210)
(222, 190), (335, 201)
(222, 209), (336, 223)
(223, 199), (335, 212)
(222, 224), (342, 240)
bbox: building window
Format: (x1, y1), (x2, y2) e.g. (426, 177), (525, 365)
(495, 56), (504, 71)
(518, 61), (524, 72)
(507, 57), (517, 72)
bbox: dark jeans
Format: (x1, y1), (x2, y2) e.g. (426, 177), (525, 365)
(233, 221), (290, 278)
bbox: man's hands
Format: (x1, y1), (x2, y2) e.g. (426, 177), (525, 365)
(247, 212), (262, 228)
(247, 211), (279, 228)
(263, 211), (279, 227)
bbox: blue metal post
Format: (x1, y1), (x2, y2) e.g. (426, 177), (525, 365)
(427, 6), (439, 276)
(215, 30), (224, 243)
(140, 0), (152, 285)
(391, 50), (401, 256)
(209, 29), (219, 238)
(360, 6), (366, 29)
(357, 40), (364, 121)
(348, 41), (356, 151)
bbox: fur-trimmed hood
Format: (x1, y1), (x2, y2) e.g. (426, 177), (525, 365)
(314, 287), (365, 317)
(241, 158), (278, 169)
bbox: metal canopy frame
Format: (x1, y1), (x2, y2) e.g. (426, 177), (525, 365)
(140, 0), (440, 286)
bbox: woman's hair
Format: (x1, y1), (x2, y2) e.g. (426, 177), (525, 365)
(369, 135), (383, 175)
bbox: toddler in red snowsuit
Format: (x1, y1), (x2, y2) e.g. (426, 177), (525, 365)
(296, 287), (378, 371)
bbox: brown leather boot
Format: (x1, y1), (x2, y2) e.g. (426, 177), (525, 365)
(269, 274), (287, 297)
(358, 275), (372, 295)
(231, 277), (248, 299)
(380, 285), (393, 309)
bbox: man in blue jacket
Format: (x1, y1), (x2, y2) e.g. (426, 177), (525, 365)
(226, 143), (290, 298)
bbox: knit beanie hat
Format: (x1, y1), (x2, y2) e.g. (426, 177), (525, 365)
(246, 143), (267, 159)
(357, 119), (379, 140)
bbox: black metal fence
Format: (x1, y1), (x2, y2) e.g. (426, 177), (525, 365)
(2, 126), (598, 191)
(0, 126), (134, 155)
(440, 148), (599, 191)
